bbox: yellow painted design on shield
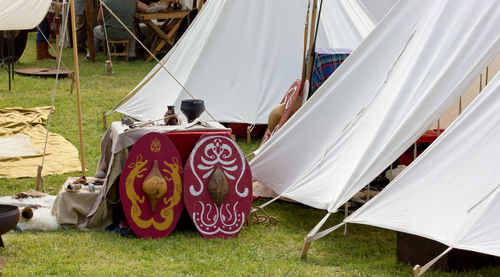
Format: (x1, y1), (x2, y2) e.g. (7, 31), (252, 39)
(150, 137), (161, 152)
(125, 154), (183, 231)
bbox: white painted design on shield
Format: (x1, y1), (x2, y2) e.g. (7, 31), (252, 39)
(189, 136), (248, 198)
(192, 201), (245, 235)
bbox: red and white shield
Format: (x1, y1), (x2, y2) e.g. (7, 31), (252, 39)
(183, 133), (252, 238)
(261, 79), (303, 145)
(119, 133), (184, 239)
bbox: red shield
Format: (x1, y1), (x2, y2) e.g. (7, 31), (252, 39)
(183, 133), (252, 238)
(119, 133), (184, 239)
(261, 79), (303, 145)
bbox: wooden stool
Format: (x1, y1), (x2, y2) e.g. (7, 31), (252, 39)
(107, 40), (129, 62)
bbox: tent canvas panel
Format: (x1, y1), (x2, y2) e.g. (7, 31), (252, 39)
(250, 0), (500, 214)
(111, 0), (376, 124)
(0, 0), (52, 31)
(346, 73), (500, 258)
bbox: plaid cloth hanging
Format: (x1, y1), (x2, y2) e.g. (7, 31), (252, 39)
(310, 48), (351, 97)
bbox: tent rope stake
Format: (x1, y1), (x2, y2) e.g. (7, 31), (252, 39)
(413, 247), (453, 276)
(300, 212), (331, 258)
(100, 1), (216, 121)
(343, 203), (348, 234)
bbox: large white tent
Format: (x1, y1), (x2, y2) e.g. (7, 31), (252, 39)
(346, 73), (500, 273)
(250, 0), (500, 253)
(0, 0), (52, 31)
(108, 0), (377, 124)
(359, 0), (398, 22)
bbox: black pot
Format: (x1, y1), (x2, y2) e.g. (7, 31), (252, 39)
(180, 99), (205, 123)
(0, 204), (20, 247)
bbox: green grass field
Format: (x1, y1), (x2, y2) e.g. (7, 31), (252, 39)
(0, 34), (499, 276)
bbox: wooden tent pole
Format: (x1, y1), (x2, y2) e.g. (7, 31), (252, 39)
(479, 73), (483, 93)
(85, 0), (96, 62)
(304, 0), (319, 84)
(301, 0), (311, 81)
(70, 0), (87, 176)
(485, 66), (489, 86)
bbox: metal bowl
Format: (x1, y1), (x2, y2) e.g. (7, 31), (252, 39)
(0, 204), (20, 247)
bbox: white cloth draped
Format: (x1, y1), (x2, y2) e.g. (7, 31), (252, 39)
(110, 0), (376, 124)
(347, 74), (500, 257)
(250, 0), (500, 213)
(0, 0), (52, 31)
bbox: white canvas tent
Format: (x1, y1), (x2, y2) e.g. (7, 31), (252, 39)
(359, 0), (398, 22)
(108, 0), (377, 124)
(346, 73), (500, 274)
(250, 0), (500, 255)
(0, 0), (52, 31)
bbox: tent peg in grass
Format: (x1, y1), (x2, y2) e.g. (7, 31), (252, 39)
(35, 165), (45, 192)
(68, 73), (75, 94)
(103, 112), (107, 129)
(247, 126), (251, 144)
(412, 247), (453, 276)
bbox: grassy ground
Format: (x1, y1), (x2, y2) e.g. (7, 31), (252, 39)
(1, 34), (499, 276)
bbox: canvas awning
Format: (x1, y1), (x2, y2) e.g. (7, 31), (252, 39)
(109, 0), (377, 124)
(347, 72), (500, 258)
(251, 0), (500, 213)
(0, 0), (52, 31)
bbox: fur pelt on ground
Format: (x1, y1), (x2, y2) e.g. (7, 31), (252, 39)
(0, 195), (58, 231)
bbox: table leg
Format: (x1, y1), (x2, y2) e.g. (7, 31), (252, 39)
(166, 19), (183, 45)
(146, 39), (167, 62)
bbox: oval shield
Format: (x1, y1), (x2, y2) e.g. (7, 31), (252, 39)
(183, 133), (252, 238)
(261, 79), (303, 145)
(119, 132), (184, 239)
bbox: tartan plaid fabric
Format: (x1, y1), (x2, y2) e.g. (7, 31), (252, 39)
(310, 48), (351, 96)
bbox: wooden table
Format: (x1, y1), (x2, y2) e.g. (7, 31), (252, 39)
(135, 10), (191, 61)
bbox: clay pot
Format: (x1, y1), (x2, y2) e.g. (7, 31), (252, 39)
(180, 99), (205, 123)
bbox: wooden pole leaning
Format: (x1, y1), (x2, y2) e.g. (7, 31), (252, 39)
(301, 0), (311, 81)
(485, 66), (489, 86)
(304, 0), (319, 85)
(85, 0), (95, 62)
(479, 73), (483, 93)
(70, 0), (87, 176)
